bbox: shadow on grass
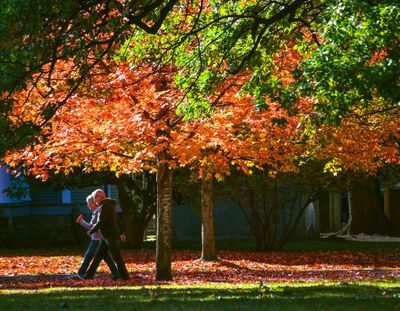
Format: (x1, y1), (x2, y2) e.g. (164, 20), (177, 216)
(1, 284), (399, 311)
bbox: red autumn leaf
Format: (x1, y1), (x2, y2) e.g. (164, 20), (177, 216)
(0, 250), (399, 289)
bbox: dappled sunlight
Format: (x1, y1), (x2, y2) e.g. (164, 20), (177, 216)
(1, 284), (400, 310)
(0, 250), (399, 289)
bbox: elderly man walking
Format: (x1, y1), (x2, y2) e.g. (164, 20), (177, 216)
(84, 189), (129, 280)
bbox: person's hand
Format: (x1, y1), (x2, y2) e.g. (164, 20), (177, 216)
(120, 234), (126, 242)
(76, 214), (84, 224)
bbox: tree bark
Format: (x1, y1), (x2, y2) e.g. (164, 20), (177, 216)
(251, 206), (265, 251)
(318, 191), (331, 233)
(350, 176), (390, 235)
(117, 184), (144, 248)
(384, 188), (400, 227)
(201, 178), (217, 261)
(116, 173), (156, 248)
(156, 157), (173, 281)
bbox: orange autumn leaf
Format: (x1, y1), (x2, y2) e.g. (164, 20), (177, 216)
(0, 250), (399, 289)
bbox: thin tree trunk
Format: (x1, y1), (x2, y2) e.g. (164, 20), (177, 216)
(346, 191), (353, 235)
(117, 183), (140, 247)
(116, 174), (156, 249)
(251, 206), (264, 251)
(321, 192), (352, 238)
(201, 178), (217, 261)
(350, 177), (389, 235)
(156, 157), (173, 281)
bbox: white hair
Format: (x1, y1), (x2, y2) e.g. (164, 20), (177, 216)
(86, 194), (94, 205)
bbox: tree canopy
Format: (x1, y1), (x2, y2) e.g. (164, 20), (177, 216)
(0, 0), (179, 153)
(1, 0), (326, 154)
(2, 0), (400, 281)
(1, 0), (399, 160)
(297, 0), (400, 120)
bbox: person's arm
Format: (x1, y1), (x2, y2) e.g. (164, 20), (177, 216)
(117, 217), (126, 241)
(89, 205), (109, 235)
(76, 214), (92, 230)
(78, 218), (92, 230)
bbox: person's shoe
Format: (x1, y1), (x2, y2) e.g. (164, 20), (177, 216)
(83, 274), (93, 280)
(77, 274), (85, 280)
(69, 274), (84, 280)
(112, 275), (120, 281)
(120, 275), (129, 280)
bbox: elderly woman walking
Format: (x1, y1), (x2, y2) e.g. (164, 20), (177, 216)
(75, 194), (120, 280)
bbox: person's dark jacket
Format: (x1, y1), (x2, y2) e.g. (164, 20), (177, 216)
(89, 198), (121, 239)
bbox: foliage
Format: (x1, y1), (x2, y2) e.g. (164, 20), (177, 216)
(4, 0), (400, 177)
(123, 0), (325, 115)
(309, 109), (400, 174)
(1, 0), (399, 158)
(297, 0), (400, 120)
(4, 57), (307, 180)
(0, 0), (180, 95)
(0, 0), (179, 155)
(0, 0), (327, 155)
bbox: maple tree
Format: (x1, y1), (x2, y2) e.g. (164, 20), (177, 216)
(4, 0), (400, 280)
(6, 24), (400, 277)
(4, 50), (310, 278)
(6, 58), (185, 280)
(296, 0), (400, 121)
(0, 0), (327, 156)
(1, 0), (399, 167)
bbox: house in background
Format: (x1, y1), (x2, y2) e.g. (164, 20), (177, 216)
(0, 165), (337, 248)
(0, 165), (30, 204)
(0, 165), (123, 247)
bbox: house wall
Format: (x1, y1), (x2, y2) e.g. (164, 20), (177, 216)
(0, 170), (309, 248)
(1, 200), (308, 248)
(173, 200), (254, 244)
(0, 166), (16, 204)
(0, 202), (78, 247)
(0, 183), (126, 248)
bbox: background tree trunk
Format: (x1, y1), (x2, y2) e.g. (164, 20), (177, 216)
(201, 178), (217, 261)
(156, 158), (173, 281)
(116, 173), (156, 248)
(250, 206), (265, 251)
(350, 176), (390, 235)
(384, 188), (400, 227)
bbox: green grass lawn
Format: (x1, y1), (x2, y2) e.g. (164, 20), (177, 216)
(1, 282), (399, 311)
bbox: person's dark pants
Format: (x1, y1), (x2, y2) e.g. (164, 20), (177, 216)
(78, 239), (119, 278)
(84, 237), (129, 280)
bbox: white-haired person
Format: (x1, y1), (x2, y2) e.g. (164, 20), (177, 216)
(84, 189), (129, 280)
(75, 194), (120, 280)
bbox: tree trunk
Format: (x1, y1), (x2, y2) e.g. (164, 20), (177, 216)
(384, 188), (400, 227)
(201, 178), (217, 261)
(156, 157), (173, 281)
(350, 176), (390, 235)
(318, 191), (331, 233)
(116, 173), (156, 249)
(251, 206), (265, 251)
(117, 184), (144, 248)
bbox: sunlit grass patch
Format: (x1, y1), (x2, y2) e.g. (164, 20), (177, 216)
(1, 282), (399, 310)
